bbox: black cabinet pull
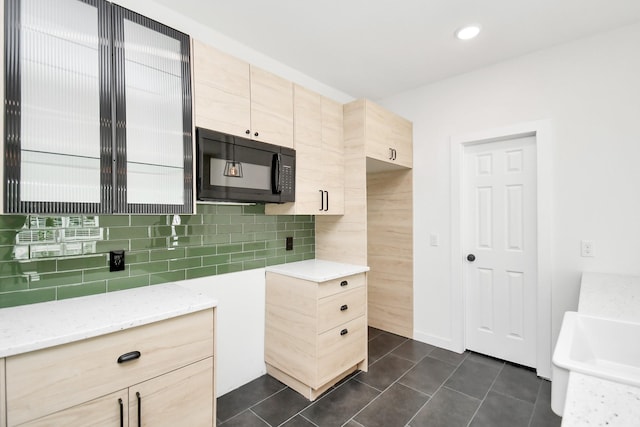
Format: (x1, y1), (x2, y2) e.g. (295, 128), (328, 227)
(325, 191), (329, 211)
(319, 189), (324, 211)
(340, 328), (348, 336)
(340, 280), (348, 287)
(117, 351), (141, 363)
(389, 147), (394, 160)
(340, 304), (348, 311)
(245, 129), (250, 134)
(118, 398), (124, 427)
(254, 132), (259, 137)
(137, 392), (142, 427)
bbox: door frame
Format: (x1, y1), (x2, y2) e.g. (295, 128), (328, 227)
(450, 120), (552, 378)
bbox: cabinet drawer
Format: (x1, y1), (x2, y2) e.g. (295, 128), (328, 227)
(317, 316), (366, 386)
(317, 287), (365, 333)
(317, 273), (365, 299)
(6, 309), (214, 426)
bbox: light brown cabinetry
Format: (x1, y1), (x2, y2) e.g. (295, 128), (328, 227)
(265, 272), (367, 400)
(193, 40), (293, 148)
(316, 99), (414, 338)
(5, 309), (215, 427)
(266, 85), (344, 215)
(361, 99), (413, 169)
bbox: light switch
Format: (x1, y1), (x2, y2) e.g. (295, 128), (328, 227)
(581, 240), (594, 257)
(430, 233), (440, 247)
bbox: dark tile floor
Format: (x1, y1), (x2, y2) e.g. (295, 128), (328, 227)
(217, 327), (562, 427)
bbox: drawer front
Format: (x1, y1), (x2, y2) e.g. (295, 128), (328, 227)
(6, 309), (214, 426)
(317, 316), (366, 386)
(317, 287), (365, 333)
(317, 273), (366, 299)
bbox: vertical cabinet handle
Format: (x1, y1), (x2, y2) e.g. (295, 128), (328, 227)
(118, 398), (124, 427)
(340, 328), (348, 336)
(137, 392), (142, 427)
(340, 304), (348, 311)
(340, 280), (348, 287)
(319, 190), (329, 211)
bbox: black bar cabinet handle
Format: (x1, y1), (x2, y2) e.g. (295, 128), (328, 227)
(340, 280), (348, 287)
(389, 147), (394, 159)
(319, 189), (324, 211)
(340, 328), (348, 336)
(118, 398), (124, 427)
(137, 392), (142, 427)
(325, 191), (329, 211)
(340, 304), (348, 311)
(117, 350), (141, 364)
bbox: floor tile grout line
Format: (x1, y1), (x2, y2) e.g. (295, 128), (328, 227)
(248, 408), (274, 427)
(405, 350), (472, 427)
(465, 361), (507, 427)
(526, 379), (545, 427)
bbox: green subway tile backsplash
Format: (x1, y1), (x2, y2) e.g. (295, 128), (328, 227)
(0, 204), (315, 308)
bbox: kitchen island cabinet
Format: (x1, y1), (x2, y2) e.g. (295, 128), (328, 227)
(264, 260), (369, 400)
(0, 284), (217, 427)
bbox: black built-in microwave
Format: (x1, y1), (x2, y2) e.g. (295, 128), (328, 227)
(196, 128), (295, 203)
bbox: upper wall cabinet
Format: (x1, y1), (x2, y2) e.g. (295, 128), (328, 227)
(265, 85), (344, 215)
(360, 99), (412, 170)
(193, 40), (293, 148)
(3, 0), (193, 214)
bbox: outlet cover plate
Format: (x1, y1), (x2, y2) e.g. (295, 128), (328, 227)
(110, 250), (125, 272)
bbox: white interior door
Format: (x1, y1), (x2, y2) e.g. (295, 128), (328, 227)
(463, 135), (537, 367)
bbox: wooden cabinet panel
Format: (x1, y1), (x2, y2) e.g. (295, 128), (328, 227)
(1, 358), (6, 427)
(20, 390), (128, 427)
(250, 66), (294, 148)
(317, 273), (365, 299)
(317, 287), (366, 333)
(265, 271), (367, 400)
(6, 310), (214, 426)
(130, 358), (214, 427)
(317, 316), (366, 385)
(193, 40), (293, 148)
(265, 85), (344, 215)
(193, 40), (251, 138)
(361, 99), (413, 169)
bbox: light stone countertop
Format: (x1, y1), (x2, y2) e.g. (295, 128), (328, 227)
(0, 284), (217, 358)
(561, 272), (640, 427)
(265, 259), (369, 282)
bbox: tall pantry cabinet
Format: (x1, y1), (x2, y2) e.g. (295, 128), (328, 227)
(316, 99), (414, 338)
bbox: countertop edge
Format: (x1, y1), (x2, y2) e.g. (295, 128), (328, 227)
(265, 259), (370, 282)
(0, 284), (217, 358)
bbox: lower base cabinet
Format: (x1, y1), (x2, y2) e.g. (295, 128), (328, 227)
(5, 309), (216, 427)
(265, 271), (368, 400)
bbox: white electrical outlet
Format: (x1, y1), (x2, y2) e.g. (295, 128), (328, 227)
(430, 233), (440, 246)
(581, 240), (594, 257)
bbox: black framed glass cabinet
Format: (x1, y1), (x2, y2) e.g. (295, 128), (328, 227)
(3, 0), (193, 214)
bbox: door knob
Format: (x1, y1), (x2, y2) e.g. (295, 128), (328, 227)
(467, 254), (476, 262)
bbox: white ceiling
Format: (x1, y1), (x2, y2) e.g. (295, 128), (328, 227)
(154, 0), (640, 100)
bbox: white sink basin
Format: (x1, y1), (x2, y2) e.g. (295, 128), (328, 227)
(554, 311), (640, 385)
(552, 311), (640, 415)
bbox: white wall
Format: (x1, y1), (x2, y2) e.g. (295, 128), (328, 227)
(379, 22), (640, 365)
(178, 269), (266, 397)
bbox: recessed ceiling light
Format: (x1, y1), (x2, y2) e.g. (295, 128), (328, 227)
(455, 25), (481, 40)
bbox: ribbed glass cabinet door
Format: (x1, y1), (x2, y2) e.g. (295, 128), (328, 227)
(4, 0), (111, 213)
(113, 6), (193, 214)
(4, 0), (192, 214)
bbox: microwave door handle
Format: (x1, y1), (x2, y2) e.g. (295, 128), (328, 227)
(272, 153), (282, 194)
